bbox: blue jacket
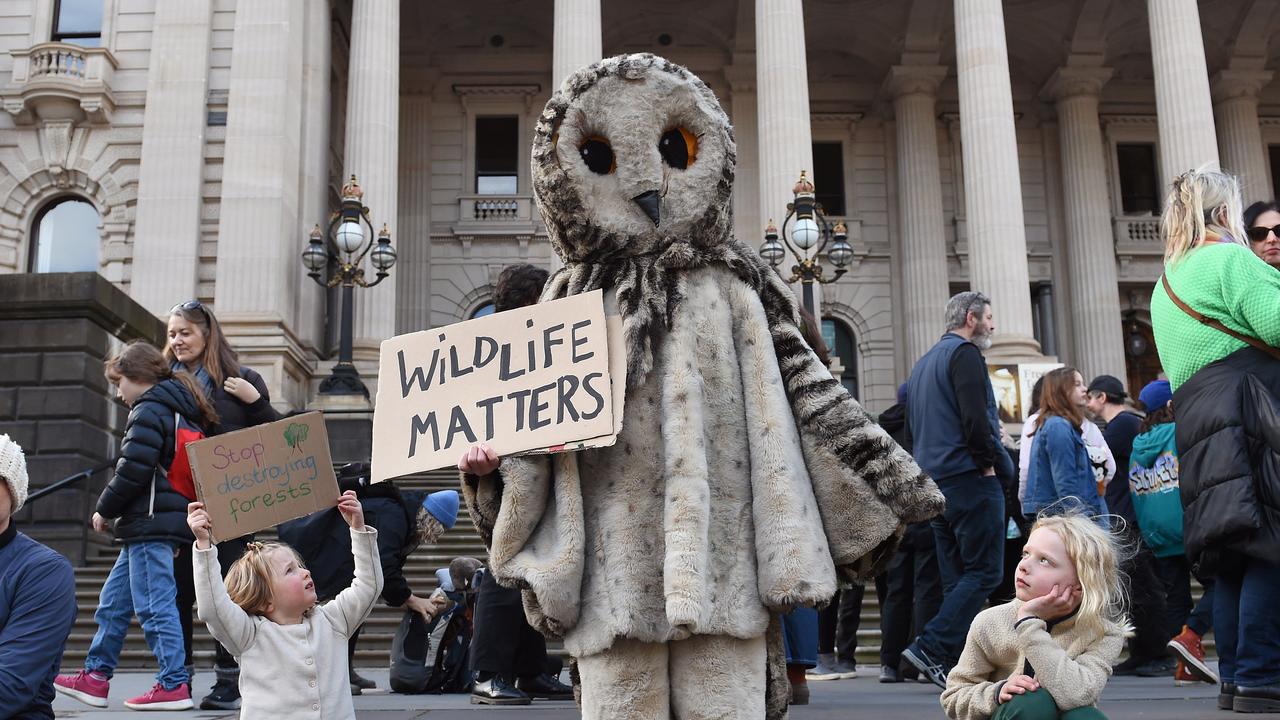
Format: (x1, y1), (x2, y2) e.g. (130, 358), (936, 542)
(0, 525), (77, 720)
(1023, 415), (1109, 524)
(1128, 423), (1184, 558)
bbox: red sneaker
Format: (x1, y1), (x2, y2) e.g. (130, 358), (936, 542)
(54, 670), (109, 708)
(123, 682), (193, 711)
(1167, 625), (1219, 684)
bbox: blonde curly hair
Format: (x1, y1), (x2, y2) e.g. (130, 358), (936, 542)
(224, 541), (308, 616)
(1028, 513), (1131, 638)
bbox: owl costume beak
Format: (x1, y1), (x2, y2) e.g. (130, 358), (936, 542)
(632, 190), (661, 226)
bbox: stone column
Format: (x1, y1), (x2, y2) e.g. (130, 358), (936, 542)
(888, 65), (949, 365)
(213, 0), (307, 408)
(1044, 66), (1126, 380)
(756, 0), (815, 233)
(128, 0), (213, 316)
(553, 0), (602, 90)
(726, 61), (760, 245)
(296, 0), (330, 348)
(953, 0), (1038, 357)
(1213, 70), (1274, 202)
(344, 0), (399, 360)
(1148, 0), (1219, 182)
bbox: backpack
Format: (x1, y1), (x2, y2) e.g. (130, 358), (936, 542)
(167, 411), (206, 501)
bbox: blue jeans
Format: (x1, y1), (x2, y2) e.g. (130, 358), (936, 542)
(1213, 552), (1280, 688)
(918, 473), (1005, 667)
(781, 607), (819, 668)
(85, 541), (190, 689)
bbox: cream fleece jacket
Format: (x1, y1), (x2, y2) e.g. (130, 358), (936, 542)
(194, 527), (383, 720)
(941, 600), (1124, 720)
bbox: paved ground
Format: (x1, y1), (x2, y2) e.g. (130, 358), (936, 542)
(51, 666), (1277, 719)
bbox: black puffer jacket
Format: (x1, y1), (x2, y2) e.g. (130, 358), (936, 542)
(1174, 346), (1280, 574)
(96, 380), (204, 545)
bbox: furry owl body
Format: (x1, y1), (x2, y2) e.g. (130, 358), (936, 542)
(461, 54), (944, 717)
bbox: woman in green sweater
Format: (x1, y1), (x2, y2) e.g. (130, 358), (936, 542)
(1150, 167), (1280, 713)
(1150, 169), (1280, 391)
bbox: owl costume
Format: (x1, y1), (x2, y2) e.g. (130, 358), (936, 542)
(462, 54), (944, 719)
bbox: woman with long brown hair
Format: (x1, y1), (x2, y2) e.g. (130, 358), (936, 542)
(165, 300), (280, 710)
(1022, 367), (1107, 523)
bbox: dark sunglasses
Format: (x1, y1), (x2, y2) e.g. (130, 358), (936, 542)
(169, 299), (211, 321)
(1248, 225), (1280, 243)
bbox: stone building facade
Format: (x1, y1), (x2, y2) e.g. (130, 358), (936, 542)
(3, 0), (1279, 416)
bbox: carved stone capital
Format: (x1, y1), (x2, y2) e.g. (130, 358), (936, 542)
(1211, 70), (1274, 103)
(1040, 66), (1113, 102)
(885, 65), (947, 99)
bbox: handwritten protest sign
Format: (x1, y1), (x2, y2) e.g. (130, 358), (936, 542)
(186, 412), (340, 542)
(371, 289), (616, 482)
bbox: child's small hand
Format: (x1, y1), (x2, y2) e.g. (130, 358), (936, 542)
(458, 442), (500, 476)
(187, 502), (213, 549)
(337, 490), (365, 529)
(1018, 583), (1080, 622)
(999, 674), (1039, 703)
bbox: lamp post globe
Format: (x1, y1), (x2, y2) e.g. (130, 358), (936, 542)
(335, 220), (365, 255)
(792, 217), (820, 250)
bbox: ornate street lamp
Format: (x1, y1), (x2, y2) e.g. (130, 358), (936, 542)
(302, 175), (397, 397)
(758, 170), (853, 317)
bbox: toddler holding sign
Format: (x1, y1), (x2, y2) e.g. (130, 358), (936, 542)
(187, 491), (383, 719)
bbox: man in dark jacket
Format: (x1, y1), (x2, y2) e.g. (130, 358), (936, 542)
(874, 387), (942, 684)
(278, 467), (458, 693)
(1176, 347), (1280, 712)
(0, 434), (77, 720)
(900, 291), (1006, 689)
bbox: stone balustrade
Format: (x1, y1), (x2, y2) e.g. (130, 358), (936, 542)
(453, 194), (539, 236)
(2, 41), (117, 123)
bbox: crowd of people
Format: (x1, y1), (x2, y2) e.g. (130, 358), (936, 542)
(1, 172), (1279, 719)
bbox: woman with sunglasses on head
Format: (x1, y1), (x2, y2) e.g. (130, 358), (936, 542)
(165, 299), (280, 711)
(1244, 201), (1280, 270)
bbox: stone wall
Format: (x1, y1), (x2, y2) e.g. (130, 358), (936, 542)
(0, 272), (164, 565)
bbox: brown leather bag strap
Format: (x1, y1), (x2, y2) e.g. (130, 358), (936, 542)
(1161, 273), (1280, 361)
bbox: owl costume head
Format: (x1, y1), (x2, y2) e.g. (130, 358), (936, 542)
(534, 53), (807, 386)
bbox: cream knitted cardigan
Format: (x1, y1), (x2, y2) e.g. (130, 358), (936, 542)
(194, 527), (383, 720)
(941, 600), (1125, 720)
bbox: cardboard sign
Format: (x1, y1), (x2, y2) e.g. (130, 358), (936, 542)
(186, 411), (340, 542)
(372, 289), (616, 482)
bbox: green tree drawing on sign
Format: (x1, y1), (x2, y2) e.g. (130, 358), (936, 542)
(283, 423), (310, 454)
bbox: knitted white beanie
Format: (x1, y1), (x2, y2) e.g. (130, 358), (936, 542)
(0, 434), (29, 512)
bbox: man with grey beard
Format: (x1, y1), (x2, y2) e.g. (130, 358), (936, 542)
(900, 292), (1007, 689)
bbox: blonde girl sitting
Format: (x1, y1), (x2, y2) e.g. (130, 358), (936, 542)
(187, 492), (383, 719)
(942, 513), (1128, 720)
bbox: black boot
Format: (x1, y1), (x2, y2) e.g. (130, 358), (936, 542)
(200, 675), (241, 711)
(1235, 683), (1280, 713)
(471, 675), (531, 706)
(1220, 682), (1237, 711)
(349, 669), (376, 690)
(516, 673), (574, 700)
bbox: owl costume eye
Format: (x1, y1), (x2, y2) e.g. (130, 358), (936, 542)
(579, 136), (615, 174)
(659, 127), (698, 169)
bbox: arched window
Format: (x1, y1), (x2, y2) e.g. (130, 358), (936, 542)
(30, 197), (101, 273)
(470, 302), (496, 319)
(822, 318), (859, 400)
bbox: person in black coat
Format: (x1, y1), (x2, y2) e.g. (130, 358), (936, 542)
(278, 465), (458, 693)
(164, 299), (281, 711)
(874, 384), (942, 683)
(1175, 346), (1280, 712)
(56, 342), (218, 711)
